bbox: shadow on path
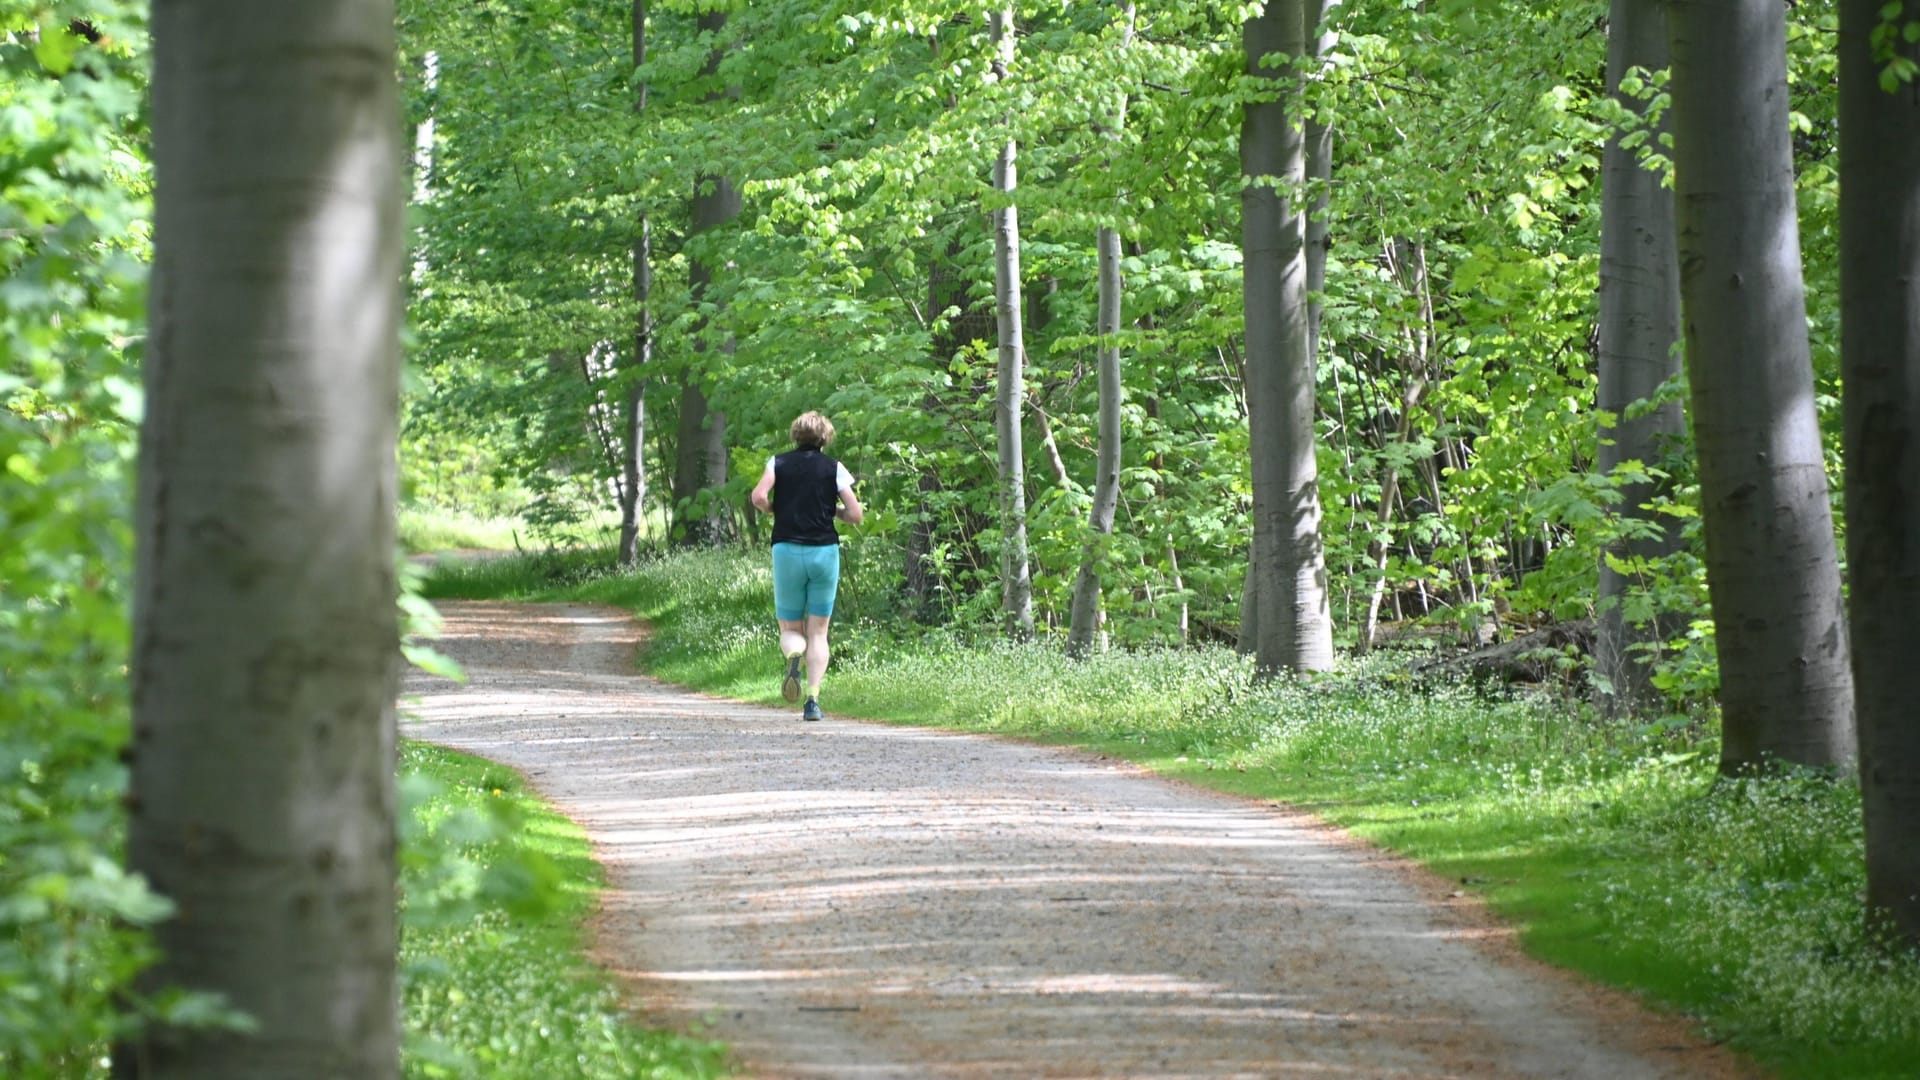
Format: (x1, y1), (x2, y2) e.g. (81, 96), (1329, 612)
(404, 601), (1759, 1080)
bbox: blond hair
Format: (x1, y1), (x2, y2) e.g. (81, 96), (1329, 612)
(790, 411), (835, 450)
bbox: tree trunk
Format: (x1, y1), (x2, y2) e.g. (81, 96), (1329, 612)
(1067, 223), (1125, 659)
(672, 371), (730, 547)
(672, 9), (738, 548)
(991, 7), (1034, 640)
(1594, 0), (1684, 709)
(1066, 7), (1136, 660)
(1242, 0), (1336, 675)
(125, 2), (402, 1075)
(619, 0), (652, 565)
(1237, 539), (1258, 654)
(1304, 0), (1340, 368)
(1839, 0), (1920, 948)
(1031, 394), (1073, 490)
(1665, 0), (1853, 771)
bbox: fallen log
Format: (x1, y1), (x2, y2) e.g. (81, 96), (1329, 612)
(1411, 618), (1595, 684)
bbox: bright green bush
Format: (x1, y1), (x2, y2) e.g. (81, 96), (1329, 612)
(1, 7), (158, 1073)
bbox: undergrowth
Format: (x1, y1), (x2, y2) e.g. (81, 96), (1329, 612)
(424, 546), (1920, 1080)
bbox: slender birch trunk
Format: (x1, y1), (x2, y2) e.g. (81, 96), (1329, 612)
(1839, 0), (1920, 946)
(1243, 0), (1336, 674)
(125, 2), (402, 1074)
(1665, 0), (1853, 771)
(991, 7), (1034, 640)
(1595, 0), (1684, 708)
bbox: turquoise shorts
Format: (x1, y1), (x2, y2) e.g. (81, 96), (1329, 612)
(772, 542), (841, 621)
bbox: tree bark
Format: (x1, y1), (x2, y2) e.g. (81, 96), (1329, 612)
(1595, 0), (1684, 710)
(126, 2), (402, 1075)
(1242, 0), (1336, 674)
(1237, 538), (1258, 654)
(618, 0), (651, 565)
(1665, 0), (1853, 771)
(991, 7), (1034, 640)
(1067, 6), (1136, 660)
(1839, 0), (1920, 947)
(1067, 223), (1125, 659)
(1304, 0), (1340, 368)
(673, 9), (738, 548)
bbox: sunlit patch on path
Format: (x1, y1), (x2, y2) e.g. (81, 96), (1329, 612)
(404, 601), (1758, 1080)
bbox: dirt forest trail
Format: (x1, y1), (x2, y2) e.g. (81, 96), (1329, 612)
(402, 600), (1761, 1080)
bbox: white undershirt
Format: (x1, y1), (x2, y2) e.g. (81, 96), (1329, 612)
(767, 456), (854, 491)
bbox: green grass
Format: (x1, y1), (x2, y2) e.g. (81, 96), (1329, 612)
(398, 504), (658, 556)
(398, 740), (730, 1080)
(423, 546), (1920, 1080)
(397, 505), (528, 554)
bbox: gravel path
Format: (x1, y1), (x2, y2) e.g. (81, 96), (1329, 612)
(402, 601), (1759, 1080)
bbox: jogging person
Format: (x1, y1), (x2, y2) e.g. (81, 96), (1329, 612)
(748, 411), (862, 721)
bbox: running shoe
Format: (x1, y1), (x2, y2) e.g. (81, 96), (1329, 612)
(802, 697), (823, 722)
(781, 654), (803, 703)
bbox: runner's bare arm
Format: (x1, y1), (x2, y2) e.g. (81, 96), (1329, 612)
(836, 484), (863, 525)
(750, 461), (776, 513)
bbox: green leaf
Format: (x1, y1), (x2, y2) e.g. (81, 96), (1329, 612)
(6, 453), (46, 485)
(33, 25), (80, 75)
(404, 643), (467, 682)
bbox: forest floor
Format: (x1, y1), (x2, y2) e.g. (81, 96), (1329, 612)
(402, 600), (1764, 1080)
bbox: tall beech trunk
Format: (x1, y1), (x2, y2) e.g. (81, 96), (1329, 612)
(1237, 538), (1259, 654)
(991, 7), (1034, 640)
(1594, 0), (1684, 709)
(1246, 0), (1337, 653)
(1304, 0), (1339, 366)
(1066, 224), (1125, 659)
(126, 2), (403, 1075)
(618, 0), (652, 565)
(1242, 0), (1336, 674)
(1839, 0), (1920, 947)
(1067, 7), (1136, 660)
(1665, 0), (1853, 771)
(672, 9), (737, 548)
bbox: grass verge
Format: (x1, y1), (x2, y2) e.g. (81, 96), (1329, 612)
(398, 505), (528, 555)
(424, 547), (1920, 1080)
(398, 739), (729, 1079)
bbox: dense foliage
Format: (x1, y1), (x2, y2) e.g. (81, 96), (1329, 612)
(0, 10), (667, 1070)
(396, 0), (1850, 692)
(0, 6), (158, 1071)
(4, 0), (1910, 1071)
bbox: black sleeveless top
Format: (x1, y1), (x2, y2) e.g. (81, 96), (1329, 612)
(770, 449), (846, 546)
